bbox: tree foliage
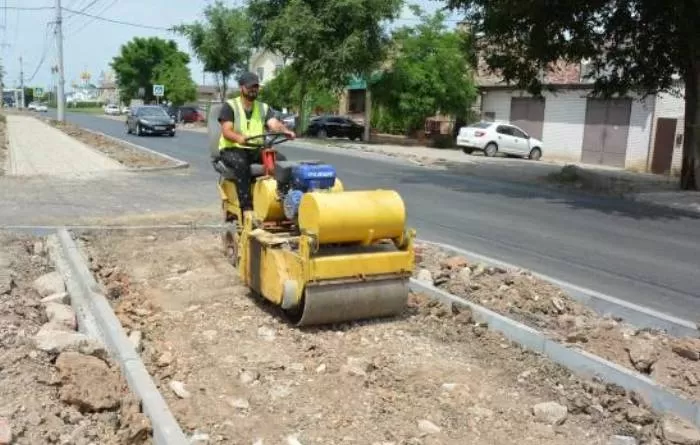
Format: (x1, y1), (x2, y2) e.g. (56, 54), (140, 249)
(248, 0), (404, 131)
(152, 55), (198, 106)
(259, 66), (338, 114)
(110, 37), (196, 105)
(370, 6), (478, 134)
(173, 1), (252, 99)
(444, 0), (700, 189)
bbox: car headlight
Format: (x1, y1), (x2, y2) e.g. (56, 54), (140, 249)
(140, 119), (150, 125)
(170, 119), (175, 124)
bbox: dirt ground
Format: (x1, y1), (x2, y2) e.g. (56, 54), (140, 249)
(37, 116), (176, 169)
(78, 228), (695, 445)
(415, 242), (700, 403)
(0, 114), (7, 176)
(0, 230), (152, 444)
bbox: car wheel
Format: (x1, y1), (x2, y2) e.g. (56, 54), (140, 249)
(528, 147), (542, 161)
(126, 124), (131, 134)
(317, 128), (327, 139)
(136, 124), (142, 136)
(169, 131), (175, 137)
(484, 143), (498, 157)
(462, 147), (474, 155)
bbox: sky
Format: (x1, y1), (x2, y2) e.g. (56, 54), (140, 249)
(1, 0), (464, 92)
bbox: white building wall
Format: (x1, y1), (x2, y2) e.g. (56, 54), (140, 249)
(249, 50), (287, 85)
(625, 96), (655, 171)
(480, 90), (512, 122)
(481, 88), (657, 168)
(652, 90), (685, 173)
(540, 90), (589, 162)
(481, 89), (590, 162)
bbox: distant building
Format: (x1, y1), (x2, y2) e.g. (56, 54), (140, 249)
(248, 49), (289, 85)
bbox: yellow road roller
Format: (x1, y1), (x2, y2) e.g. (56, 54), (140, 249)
(208, 123), (415, 326)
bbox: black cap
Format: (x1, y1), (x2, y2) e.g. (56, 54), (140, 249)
(238, 72), (260, 87)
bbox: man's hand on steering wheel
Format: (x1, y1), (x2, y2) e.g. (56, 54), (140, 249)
(283, 129), (296, 140)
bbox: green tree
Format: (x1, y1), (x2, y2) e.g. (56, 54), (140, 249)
(110, 37), (195, 104)
(370, 6), (477, 135)
(444, 0), (700, 190)
(259, 65), (339, 115)
(152, 54), (197, 106)
(174, 1), (252, 100)
(248, 0), (404, 136)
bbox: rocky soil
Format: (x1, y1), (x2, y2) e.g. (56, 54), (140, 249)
(414, 242), (700, 403)
(0, 230), (152, 444)
(37, 116), (175, 169)
(77, 228), (700, 445)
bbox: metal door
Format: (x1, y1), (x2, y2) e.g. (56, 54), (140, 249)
(651, 118), (677, 174)
(510, 97), (545, 140)
(582, 99), (632, 167)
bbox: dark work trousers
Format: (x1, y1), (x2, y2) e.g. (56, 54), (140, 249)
(219, 148), (261, 211)
(219, 148), (289, 211)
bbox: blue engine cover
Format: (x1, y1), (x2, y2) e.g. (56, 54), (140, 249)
(283, 189), (304, 220)
(291, 163), (336, 191)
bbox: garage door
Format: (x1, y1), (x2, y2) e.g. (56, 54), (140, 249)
(509, 97), (545, 140)
(651, 118), (677, 174)
(581, 98), (632, 168)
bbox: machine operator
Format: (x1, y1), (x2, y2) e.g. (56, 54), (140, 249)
(218, 71), (296, 214)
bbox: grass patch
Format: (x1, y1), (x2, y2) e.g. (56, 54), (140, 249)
(66, 107), (104, 115)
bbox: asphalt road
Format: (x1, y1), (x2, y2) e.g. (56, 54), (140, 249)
(37, 111), (700, 321)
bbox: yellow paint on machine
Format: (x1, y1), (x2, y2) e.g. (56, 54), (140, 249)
(298, 190), (406, 244)
(254, 177), (345, 222)
(309, 249), (413, 281)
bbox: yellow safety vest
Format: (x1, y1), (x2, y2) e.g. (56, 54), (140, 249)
(219, 97), (269, 150)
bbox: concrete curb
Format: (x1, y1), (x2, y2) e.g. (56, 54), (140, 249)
(422, 240), (699, 339)
(2, 223), (224, 232)
(409, 278), (700, 429)
(52, 228), (189, 445)
(78, 127), (190, 172)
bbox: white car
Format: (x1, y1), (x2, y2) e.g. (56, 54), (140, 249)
(456, 121), (543, 160)
(35, 103), (48, 112)
(104, 104), (121, 115)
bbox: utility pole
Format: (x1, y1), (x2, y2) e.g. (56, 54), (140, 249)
(19, 56), (23, 108)
(55, 0), (66, 122)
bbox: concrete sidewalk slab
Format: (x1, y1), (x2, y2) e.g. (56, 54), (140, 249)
(7, 115), (125, 177)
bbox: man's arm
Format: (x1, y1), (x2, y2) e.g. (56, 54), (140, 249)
(265, 107), (295, 137)
(218, 103), (246, 145)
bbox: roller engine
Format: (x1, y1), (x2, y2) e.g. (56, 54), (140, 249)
(277, 162), (337, 221)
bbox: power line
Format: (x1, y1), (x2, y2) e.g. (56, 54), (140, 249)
(65, 0), (117, 38)
(61, 6), (172, 30)
(65, 0), (102, 23)
(26, 22), (54, 83)
(3, 6), (54, 11)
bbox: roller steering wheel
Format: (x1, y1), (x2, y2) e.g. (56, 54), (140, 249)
(243, 132), (293, 149)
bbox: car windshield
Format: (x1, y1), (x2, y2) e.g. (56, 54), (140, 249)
(139, 107), (168, 117)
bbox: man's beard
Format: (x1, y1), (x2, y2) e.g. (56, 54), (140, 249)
(244, 91), (258, 101)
